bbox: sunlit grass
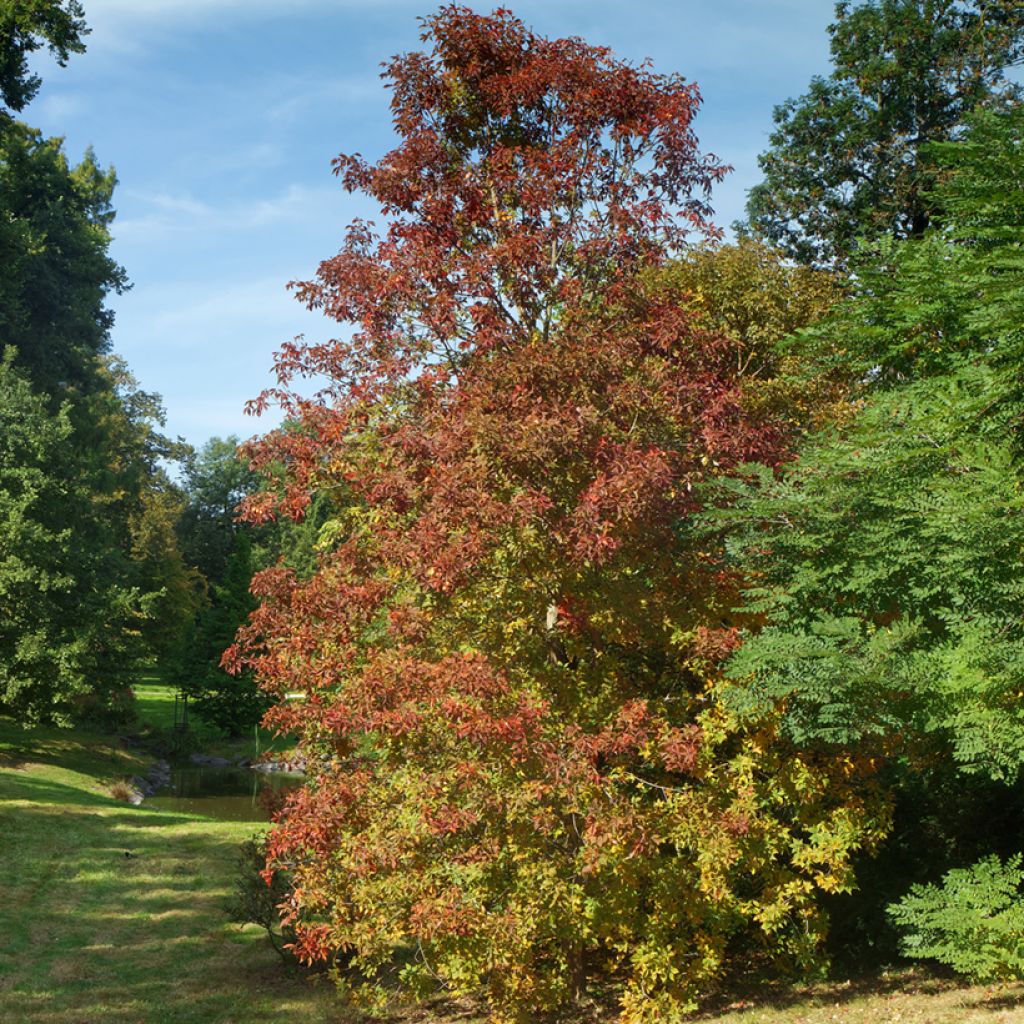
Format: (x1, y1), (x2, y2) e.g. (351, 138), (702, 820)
(0, 714), (340, 1024)
(132, 674), (294, 762)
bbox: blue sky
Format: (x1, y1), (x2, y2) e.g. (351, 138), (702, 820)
(28, 0), (835, 449)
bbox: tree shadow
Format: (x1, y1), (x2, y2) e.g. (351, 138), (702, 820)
(690, 965), (1008, 1020)
(1, 786), (335, 1024)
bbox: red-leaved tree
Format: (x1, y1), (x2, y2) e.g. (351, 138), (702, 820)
(229, 8), (887, 1020)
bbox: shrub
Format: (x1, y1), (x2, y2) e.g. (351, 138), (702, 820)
(109, 779), (137, 803)
(226, 836), (296, 964)
(888, 855), (1024, 981)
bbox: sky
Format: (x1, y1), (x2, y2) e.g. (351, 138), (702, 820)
(27, 0), (836, 451)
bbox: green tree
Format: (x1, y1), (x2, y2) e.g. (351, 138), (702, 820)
(0, 0), (86, 117)
(744, 0), (1024, 266)
(177, 435), (260, 584)
(715, 106), (1024, 963)
(172, 534), (267, 736)
(0, 351), (139, 722)
(0, 5), (196, 719)
(0, 122), (126, 395)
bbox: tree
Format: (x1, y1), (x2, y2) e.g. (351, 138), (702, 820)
(0, 351), (139, 722)
(171, 435), (327, 735)
(0, 123), (126, 397)
(0, 5), (196, 719)
(715, 106), (1024, 964)
(230, 9), (886, 1019)
(652, 239), (845, 432)
(172, 535), (266, 736)
(177, 436), (261, 584)
(743, 0), (1024, 266)
(0, 0), (86, 118)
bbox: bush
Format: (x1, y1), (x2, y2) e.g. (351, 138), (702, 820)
(109, 779), (137, 803)
(226, 836), (296, 964)
(888, 855), (1024, 981)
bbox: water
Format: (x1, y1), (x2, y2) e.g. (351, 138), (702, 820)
(146, 765), (303, 822)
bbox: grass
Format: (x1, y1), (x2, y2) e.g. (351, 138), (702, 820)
(2, 694), (1023, 1023)
(0, 714), (339, 1024)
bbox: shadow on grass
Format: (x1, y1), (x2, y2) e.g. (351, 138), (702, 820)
(0, 716), (146, 780)
(0, 794), (332, 1024)
(690, 964), (1006, 1020)
(0, 770), (137, 809)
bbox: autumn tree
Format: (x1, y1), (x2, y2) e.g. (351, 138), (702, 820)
(743, 0), (1024, 266)
(231, 8), (886, 1020)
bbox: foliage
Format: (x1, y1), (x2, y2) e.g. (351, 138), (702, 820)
(712, 106), (1024, 965)
(0, 120), (126, 395)
(0, 351), (139, 722)
(824, 766), (1024, 967)
(0, 0), (86, 117)
(888, 856), (1024, 980)
(170, 435), (328, 736)
(172, 535), (267, 737)
(0, 12), (195, 719)
(227, 836), (298, 964)
(230, 9), (886, 1021)
(716, 106), (1024, 780)
(743, 0), (1024, 266)
(178, 435), (261, 584)
(654, 240), (845, 431)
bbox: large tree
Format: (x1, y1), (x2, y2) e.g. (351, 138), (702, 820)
(0, 123), (126, 396)
(0, 2), (196, 720)
(743, 0), (1024, 266)
(717, 106), (1024, 966)
(230, 9), (884, 1019)
(0, 351), (138, 722)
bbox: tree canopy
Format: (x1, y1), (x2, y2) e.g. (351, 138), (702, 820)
(743, 0), (1024, 266)
(0, 0), (196, 722)
(0, 0), (86, 117)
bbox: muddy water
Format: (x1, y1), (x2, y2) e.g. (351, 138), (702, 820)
(147, 765), (303, 822)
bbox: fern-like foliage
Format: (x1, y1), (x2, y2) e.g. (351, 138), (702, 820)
(888, 856), (1024, 980)
(705, 107), (1024, 783)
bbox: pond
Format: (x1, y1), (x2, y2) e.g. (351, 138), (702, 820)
(147, 765), (304, 822)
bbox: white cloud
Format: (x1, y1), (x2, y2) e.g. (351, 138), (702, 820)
(265, 75), (381, 123)
(113, 181), (347, 242)
(35, 91), (86, 121)
(77, 0), (417, 55)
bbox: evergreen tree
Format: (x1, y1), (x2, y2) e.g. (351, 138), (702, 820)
(177, 435), (260, 584)
(0, 352), (138, 722)
(0, 3), (195, 720)
(172, 534), (266, 737)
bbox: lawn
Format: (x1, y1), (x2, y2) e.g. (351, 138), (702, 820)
(1, 701), (1022, 1024)
(0, 714), (338, 1024)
